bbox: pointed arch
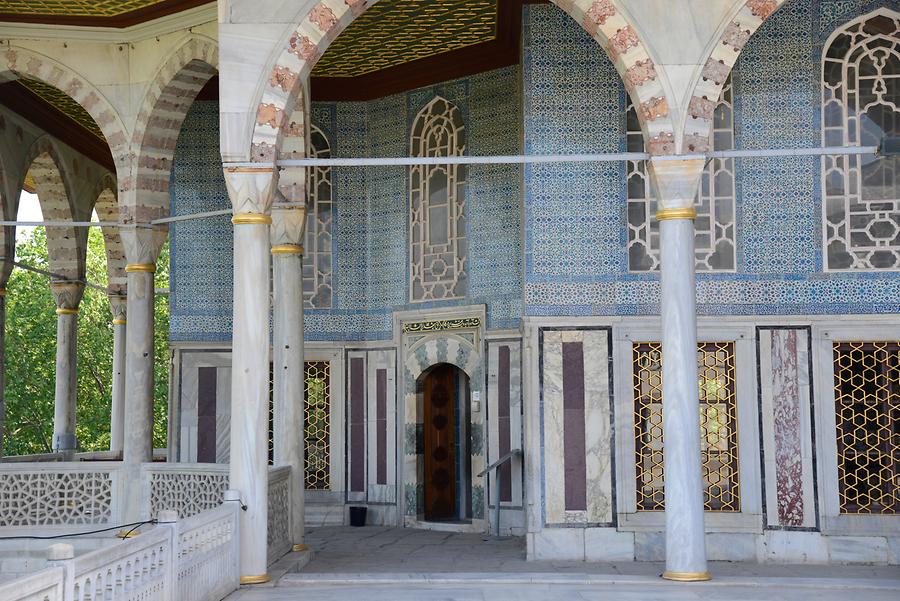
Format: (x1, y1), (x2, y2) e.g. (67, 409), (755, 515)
(683, 0), (792, 150)
(20, 137), (85, 282)
(126, 35), (218, 225)
(2, 47), (129, 175)
(249, 0), (675, 163)
(90, 173), (127, 296)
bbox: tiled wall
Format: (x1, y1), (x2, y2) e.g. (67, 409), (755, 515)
(521, 0), (899, 317)
(170, 0), (900, 344)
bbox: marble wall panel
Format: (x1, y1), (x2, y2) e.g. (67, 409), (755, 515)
(487, 340), (524, 507)
(176, 350), (232, 463)
(759, 327), (817, 529)
(366, 349), (397, 504)
(541, 328), (614, 526)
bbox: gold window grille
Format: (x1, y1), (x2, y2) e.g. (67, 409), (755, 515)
(633, 342), (741, 512)
(305, 361), (331, 490)
(833, 342), (899, 514)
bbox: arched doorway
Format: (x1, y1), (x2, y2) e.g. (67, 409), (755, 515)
(420, 363), (471, 522)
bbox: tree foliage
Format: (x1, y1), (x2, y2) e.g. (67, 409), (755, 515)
(4, 227), (169, 455)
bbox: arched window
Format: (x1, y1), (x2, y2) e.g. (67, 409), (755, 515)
(822, 11), (900, 270)
(304, 125), (333, 308)
(626, 77), (737, 272)
(409, 97), (468, 302)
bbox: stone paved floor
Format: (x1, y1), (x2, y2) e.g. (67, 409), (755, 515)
(225, 527), (900, 600)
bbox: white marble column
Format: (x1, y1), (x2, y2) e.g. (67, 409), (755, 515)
(648, 159), (709, 582)
(108, 294), (127, 455)
(271, 206), (308, 552)
(224, 166), (277, 584)
(120, 227), (165, 522)
(50, 281), (85, 457)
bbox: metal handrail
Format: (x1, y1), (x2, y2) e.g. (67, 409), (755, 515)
(477, 449), (522, 537)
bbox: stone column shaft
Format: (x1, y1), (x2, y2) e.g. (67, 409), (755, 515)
(649, 159), (709, 581)
(109, 295), (127, 455)
(225, 166), (277, 584)
(271, 206), (308, 552)
(50, 282), (84, 456)
(120, 225), (165, 522)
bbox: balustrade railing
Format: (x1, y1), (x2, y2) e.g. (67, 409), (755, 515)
(267, 465), (292, 564)
(141, 463), (229, 519)
(0, 503), (241, 601)
(0, 462), (123, 532)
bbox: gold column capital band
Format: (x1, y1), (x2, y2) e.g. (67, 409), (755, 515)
(656, 207), (698, 221)
(232, 214), (273, 226)
(661, 571), (711, 582)
(112, 318), (127, 326)
(292, 543), (309, 552)
(125, 263), (156, 273)
(272, 244), (304, 255)
(239, 574), (270, 585)
(56, 308), (78, 316)
(115, 529), (140, 539)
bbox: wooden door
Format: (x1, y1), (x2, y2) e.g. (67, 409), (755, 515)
(424, 364), (456, 520)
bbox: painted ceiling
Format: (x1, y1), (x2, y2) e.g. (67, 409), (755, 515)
(0, 0), (169, 18)
(312, 0), (499, 78)
(16, 79), (106, 141)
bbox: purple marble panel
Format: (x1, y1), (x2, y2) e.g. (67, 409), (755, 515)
(562, 341), (587, 512)
(498, 345), (512, 503)
(376, 368), (388, 485)
(197, 367), (217, 464)
(350, 357), (366, 493)
(771, 329), (804, 526)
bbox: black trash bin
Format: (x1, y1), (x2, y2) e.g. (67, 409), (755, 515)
(349, 506), (367, 527)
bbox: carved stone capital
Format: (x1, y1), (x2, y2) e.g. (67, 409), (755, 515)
(50, 281), (85, 311)
(108, 294), (127, 322)
(224, 166), (277, 216)
(120, 226), (165, 266)
(648, 159), (706, 211)
(270, 206), (308, 248)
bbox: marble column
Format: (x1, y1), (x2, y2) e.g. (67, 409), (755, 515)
(224, 166), (277, 584)
(50, 281), (85, 457)
(108, 294), (127, 455)
(648, 159), (709, 582)
(120, 226), (165, 522)
(0, 257), (12, 458)
(271, 205), (308, 552)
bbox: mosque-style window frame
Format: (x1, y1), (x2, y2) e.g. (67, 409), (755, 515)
(821, 11), (900, 271)
(626, 78), (737, 273)
(409, 96), (468, 303)
(304, 125), (334, 309)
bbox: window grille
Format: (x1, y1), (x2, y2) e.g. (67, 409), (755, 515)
(304, 361), (331, 490)
(626, 77), (737, 272)
(409, 96), (468, 302)
(822, 12), (900, 270)
(833, 341), (899, 514)
(633, 342), (740, 512)
(304, 125), (334, 308)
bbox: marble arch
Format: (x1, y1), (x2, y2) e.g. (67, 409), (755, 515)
(127, 35), (218, 225)
(1, 47), (129, 177)
(19, 137), (85, 282)
(249, 0), (676, 163)
(683, 0), (794, 149)
(90, 174), (127, 297)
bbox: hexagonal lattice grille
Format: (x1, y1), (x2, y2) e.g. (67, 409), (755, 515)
(305, 361), (331, 490)
(633, 342), (740, 512)
(833, 342), (899, 514)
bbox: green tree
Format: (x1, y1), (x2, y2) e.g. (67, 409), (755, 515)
(4, 226), (169, 455)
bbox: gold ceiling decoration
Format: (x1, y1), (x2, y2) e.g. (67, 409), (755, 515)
(17, 79), (106, 142)
(312, 0), (498, 78)
(0, 0), (168, 17)
(23, 172), (36, 194)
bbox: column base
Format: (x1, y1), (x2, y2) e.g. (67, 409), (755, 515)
(661, 571), (711, 582)
(240, 574), (270, 585)
(292, 544), (308, 552)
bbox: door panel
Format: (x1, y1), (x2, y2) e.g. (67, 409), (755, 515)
(424, 364), (456, 520)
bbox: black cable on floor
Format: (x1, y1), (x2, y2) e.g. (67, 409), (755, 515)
(0, 519), (158, 540)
